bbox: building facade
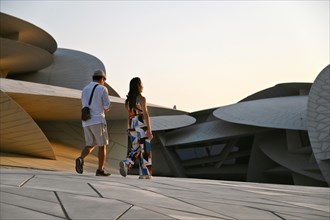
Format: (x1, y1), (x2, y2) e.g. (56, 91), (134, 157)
(1, 12), (329, 187)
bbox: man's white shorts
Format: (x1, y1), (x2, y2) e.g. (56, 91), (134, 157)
(83, 123), (109, 146)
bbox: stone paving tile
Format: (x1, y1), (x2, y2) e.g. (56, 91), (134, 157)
(119, 205), (174, 219)
(1, 188), (65, 218)
(0, 169), (329, 220)
(22, 175), (98, 197)
(0, 172), (35, 187)
(0, 203), (63, 220)
(56, 192), (131, 219)
(91, 182), (229, 219)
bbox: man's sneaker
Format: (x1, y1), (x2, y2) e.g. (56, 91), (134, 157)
(96, 169), (111, 176)
(119, 160), (128, 177)
(75, 157), (84, 174)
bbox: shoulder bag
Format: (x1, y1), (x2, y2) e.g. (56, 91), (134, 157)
(81, 84), (98, 121)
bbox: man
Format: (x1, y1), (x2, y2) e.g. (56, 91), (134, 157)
(75, 70), (111, 176)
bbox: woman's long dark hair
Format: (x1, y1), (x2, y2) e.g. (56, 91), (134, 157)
(126, 77), (141, 110)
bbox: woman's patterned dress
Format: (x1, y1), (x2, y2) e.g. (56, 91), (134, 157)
(125, 97), (152, 176)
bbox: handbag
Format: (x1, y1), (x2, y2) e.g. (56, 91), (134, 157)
(81, 84), (98, 121)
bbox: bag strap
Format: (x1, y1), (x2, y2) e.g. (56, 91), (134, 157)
(88, 84), (99, 106)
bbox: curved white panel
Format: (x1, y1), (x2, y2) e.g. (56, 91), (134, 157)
(258, 133), (325, 182)
(0, 12), (57, 53)
(213, 96), (308, 130)
(151, 115), (196, 131)
(0, 90), (55, 159)
(307, 65), (330, 185)
(10, 48), (120, 97)
(0, 38), (53, 74)
(0, 78), (187, 121)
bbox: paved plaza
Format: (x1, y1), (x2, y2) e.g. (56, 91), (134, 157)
(0, 168), (329, 220)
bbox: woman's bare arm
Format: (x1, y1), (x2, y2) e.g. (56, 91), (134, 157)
(140, 96), (153, 140)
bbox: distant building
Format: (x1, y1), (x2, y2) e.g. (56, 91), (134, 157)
(1, 12), (329, 187)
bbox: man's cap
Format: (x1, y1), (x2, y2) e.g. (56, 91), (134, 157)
(93, 70), (106, 80)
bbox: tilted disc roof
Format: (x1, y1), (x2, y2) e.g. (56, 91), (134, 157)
(10, 48), (120, 97)
(0, 90), (55, 159)
(0, 12), (57, 74)
(0, 38), (53, 74)
(307, 65), (330, 185)
(0, 78), (187, 121)
(150, 115), (196, 131)
(213, 96), (308, 130)
(0, 12), (57, 53)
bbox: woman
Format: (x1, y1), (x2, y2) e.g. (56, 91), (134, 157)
(119, 77), (153, 179)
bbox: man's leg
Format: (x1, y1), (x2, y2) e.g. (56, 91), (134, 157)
(81, 146), (95, 160)
(98, 145), (106, 170)
(75, 146), (94, 174)
(96, 145), (110, 176)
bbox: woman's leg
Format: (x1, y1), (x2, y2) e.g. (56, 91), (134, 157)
(139, 138), (152, 176)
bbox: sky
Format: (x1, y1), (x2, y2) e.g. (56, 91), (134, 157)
(1, 0), (329, 112)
